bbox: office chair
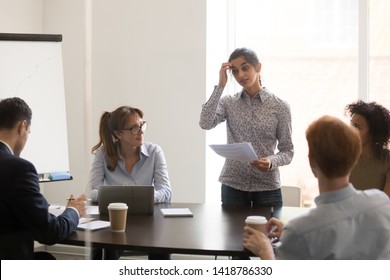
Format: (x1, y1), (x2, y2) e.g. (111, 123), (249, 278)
(281, 185), (302, 207)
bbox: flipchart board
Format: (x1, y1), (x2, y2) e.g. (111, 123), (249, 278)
(0, 33), (71, 181)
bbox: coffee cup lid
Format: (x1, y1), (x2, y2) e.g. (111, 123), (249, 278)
(245, 215), (267, 224)
(107, 202), (128, 210)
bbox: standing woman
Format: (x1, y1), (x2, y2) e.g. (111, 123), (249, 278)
(87, 105), (172, 259)
(345, 100), (390, 197)
(200, 48), (294, 207)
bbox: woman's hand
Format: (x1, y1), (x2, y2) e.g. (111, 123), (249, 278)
(218, 62), (232, 88)
(250, 157), (271, 172)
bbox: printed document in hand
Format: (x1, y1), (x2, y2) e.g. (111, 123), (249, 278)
(209, 142), (258, 162)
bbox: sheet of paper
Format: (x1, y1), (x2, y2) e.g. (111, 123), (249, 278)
(209, 142), (258, 162)
(48, 205), (65, 216)
(77, 220), (110, 231)
(49, 205), (99, 216)
(86, 205), (99, 215)
(79, 217), (95, 224)
(160, 208), (193, 217)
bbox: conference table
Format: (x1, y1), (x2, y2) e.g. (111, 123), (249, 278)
(61, 203), (309, 257)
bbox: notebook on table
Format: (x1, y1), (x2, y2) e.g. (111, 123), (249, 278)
(97, 185), (154, 215)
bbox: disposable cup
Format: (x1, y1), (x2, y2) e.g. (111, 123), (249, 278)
(245, 215), (267, 234)
(108, 203), (128, 232)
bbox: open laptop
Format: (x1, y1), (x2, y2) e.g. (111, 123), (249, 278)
(98, 185), (154, 215)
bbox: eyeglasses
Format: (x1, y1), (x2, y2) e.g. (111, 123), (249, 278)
(121, 121), (147, 136)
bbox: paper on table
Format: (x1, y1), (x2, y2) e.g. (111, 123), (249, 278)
(209, 142), (258, 162)
(49, 205), (99, 216)
(160, 208), (193, 217)
(86, 205), (99, 215)
(48, 205), (65, 216)
(49, 205), (96, 226)
(79, 217), (95, 224)
(77, 220), (110, 231)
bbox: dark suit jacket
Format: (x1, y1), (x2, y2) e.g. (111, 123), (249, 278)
(0, 142), (79, 259)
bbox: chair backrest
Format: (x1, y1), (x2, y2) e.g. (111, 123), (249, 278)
(281, 185), (302, 207)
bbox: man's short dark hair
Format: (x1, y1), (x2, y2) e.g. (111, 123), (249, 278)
(0, 97), (32, 129)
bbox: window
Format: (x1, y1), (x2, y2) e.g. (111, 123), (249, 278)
(308, 0), (358, 48)
(369, 0), (390, 106)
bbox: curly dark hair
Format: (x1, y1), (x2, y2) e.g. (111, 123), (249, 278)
(345, 100), (390, 159)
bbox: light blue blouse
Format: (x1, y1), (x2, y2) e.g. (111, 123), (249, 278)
(277, 184), (390, 259)
(87, 142), (172, 203)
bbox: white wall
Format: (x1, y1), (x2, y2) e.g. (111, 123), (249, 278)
(0, 0), (43, 32)
(90, 0), (206, 203)
(42, 0), (89, 203)
(1, 0), (207, 203)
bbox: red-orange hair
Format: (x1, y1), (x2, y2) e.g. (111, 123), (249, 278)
(306, 115), (361, 178)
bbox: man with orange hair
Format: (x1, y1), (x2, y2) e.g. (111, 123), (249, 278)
(243, 115), (390, 259)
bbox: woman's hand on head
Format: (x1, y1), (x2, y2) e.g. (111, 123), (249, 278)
(218, 62), (232, 88)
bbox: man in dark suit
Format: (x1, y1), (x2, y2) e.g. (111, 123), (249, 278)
(0, 97), (86, 259)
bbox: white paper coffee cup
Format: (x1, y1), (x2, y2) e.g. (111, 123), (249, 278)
(245, 215), (267, 234)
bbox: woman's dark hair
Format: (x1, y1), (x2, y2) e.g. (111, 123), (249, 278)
(228, 47), (259, 67)
(92, 106), (143, 171)
(345, 100), (390, 159)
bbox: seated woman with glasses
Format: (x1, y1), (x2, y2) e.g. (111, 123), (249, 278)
(87, 105), (172, 260)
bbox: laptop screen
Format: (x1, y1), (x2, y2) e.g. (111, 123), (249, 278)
(97, 185), (154, 215)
